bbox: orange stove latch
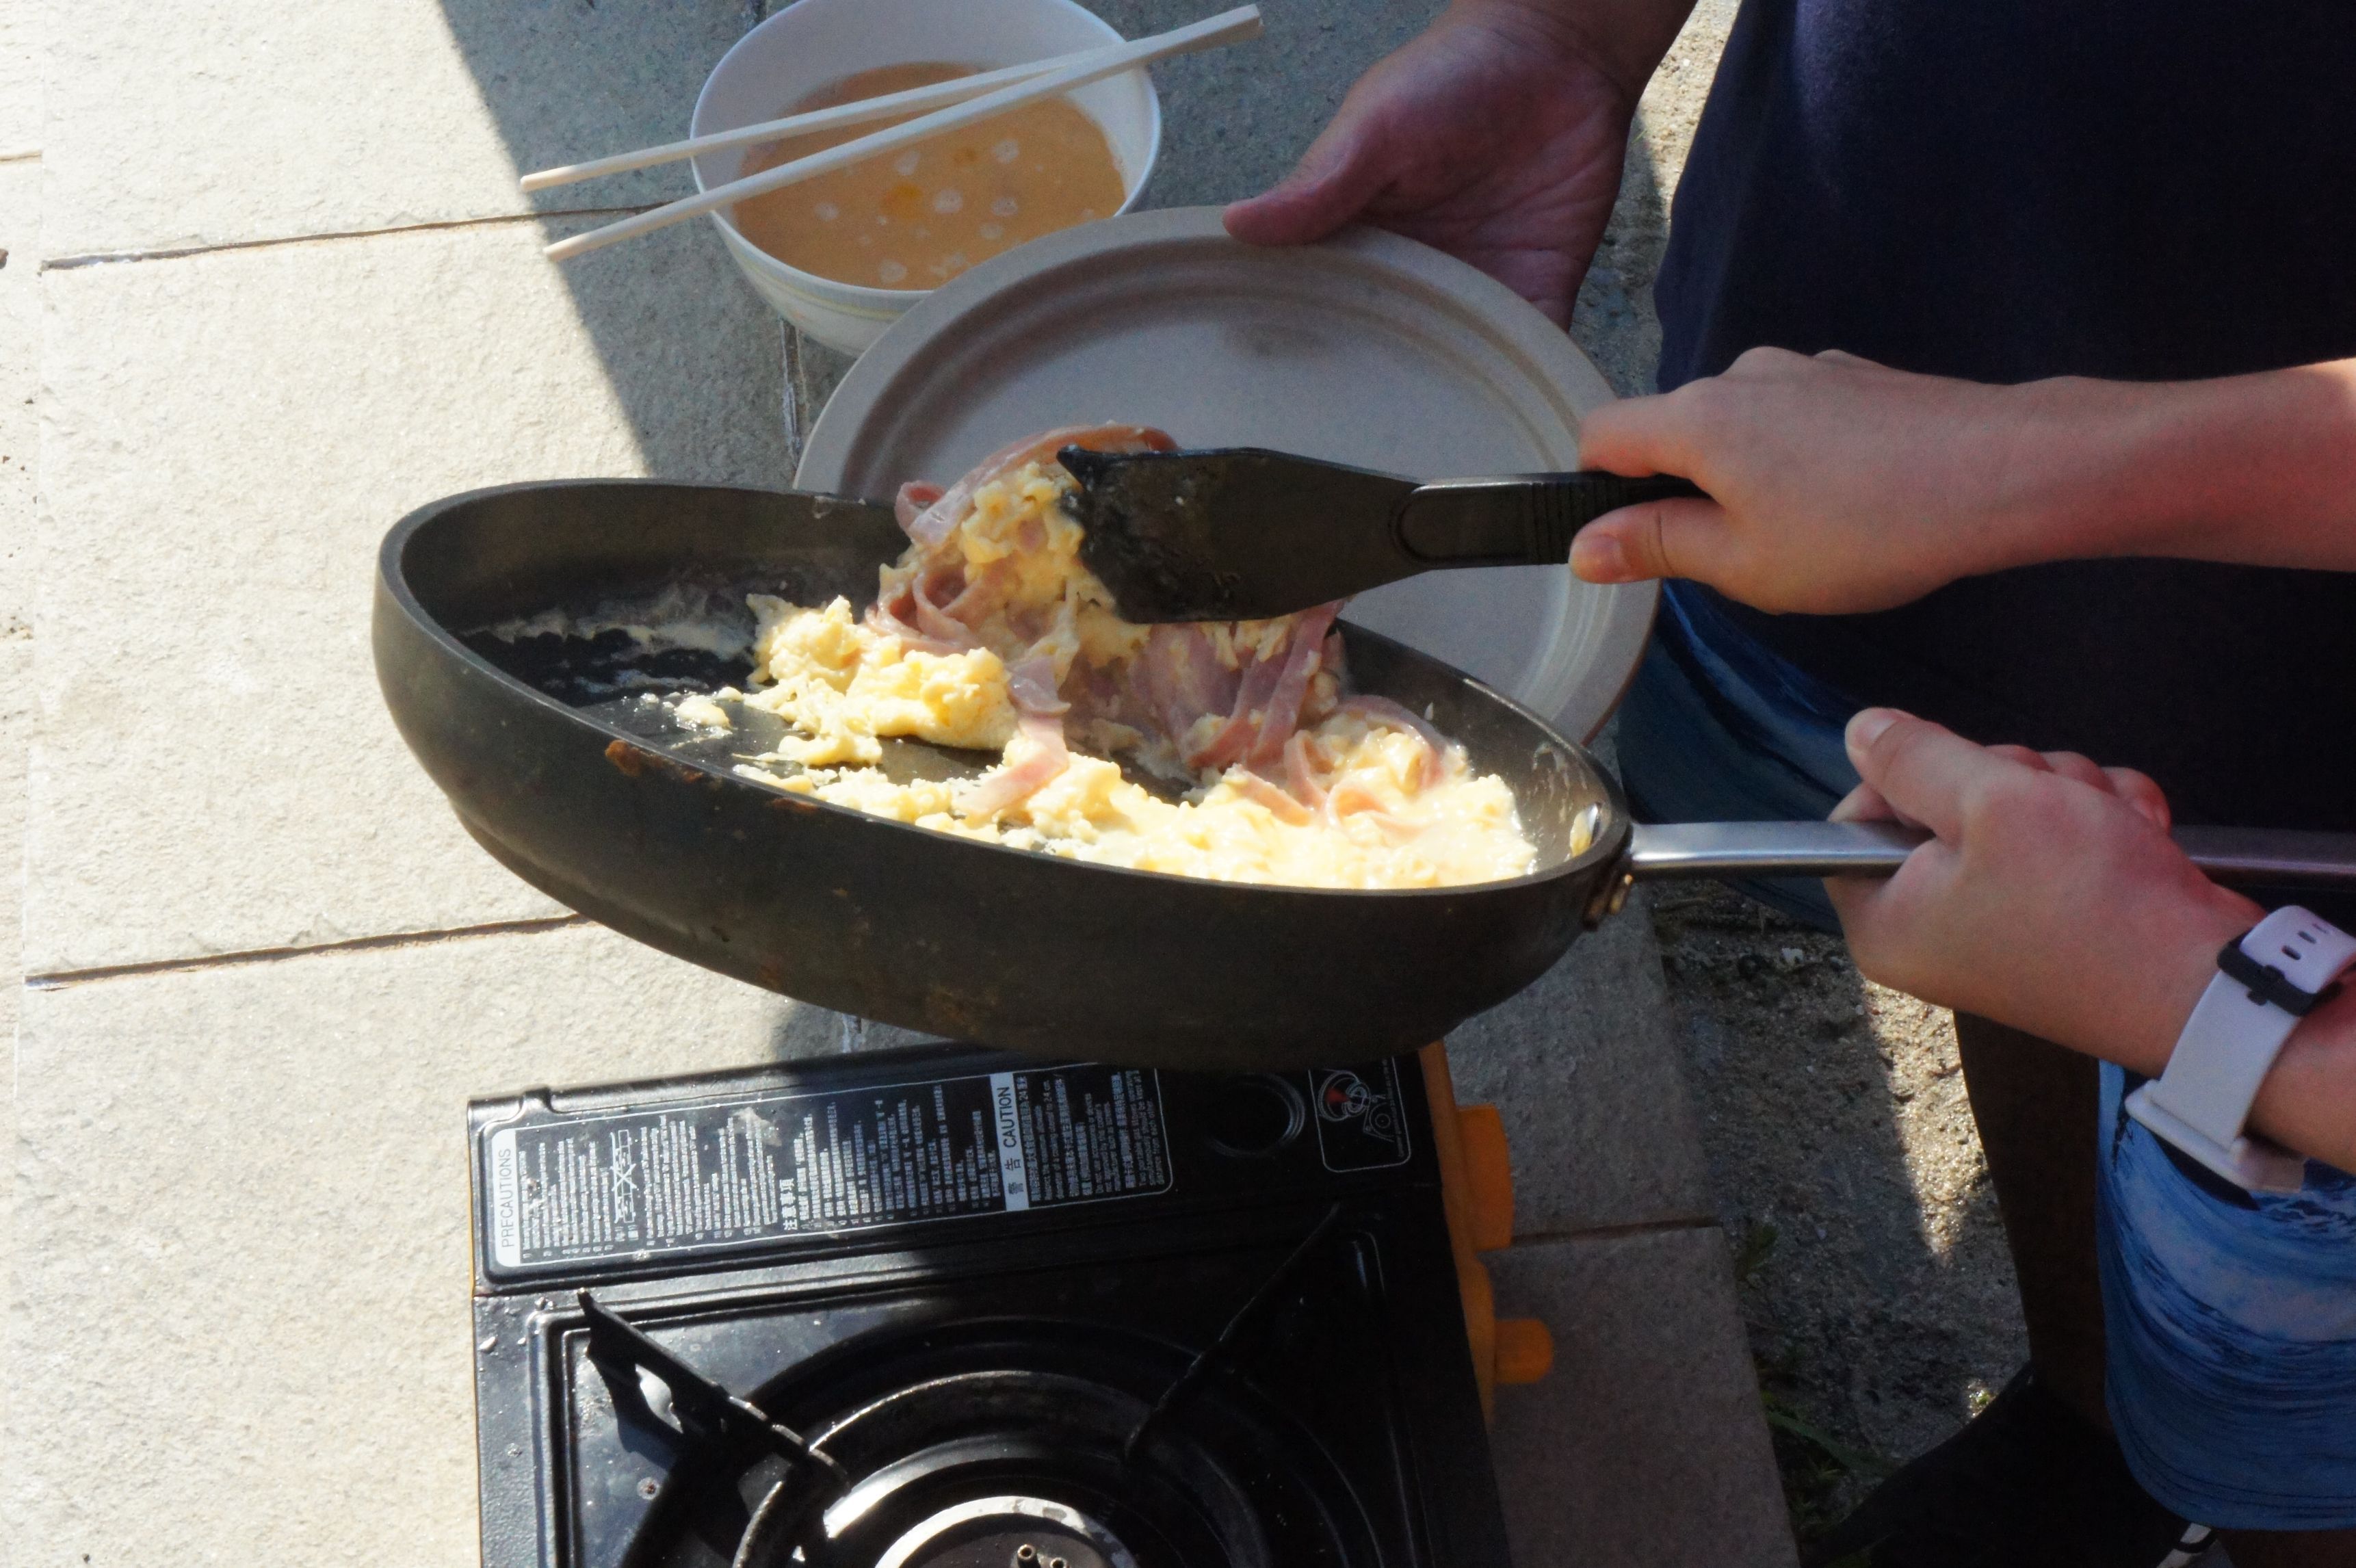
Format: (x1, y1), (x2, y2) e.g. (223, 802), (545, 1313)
(1417, 1045), (1556, 1422)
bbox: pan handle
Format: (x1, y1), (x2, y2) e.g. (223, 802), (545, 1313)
(1624, 820), (2356, 888)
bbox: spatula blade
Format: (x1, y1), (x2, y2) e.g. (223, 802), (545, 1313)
(1059, 446), (1420, 622)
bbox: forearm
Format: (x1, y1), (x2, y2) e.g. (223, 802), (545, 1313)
(1995, 358), (2356, 573)
(2250, 1001), (2356, 1174)
(2060, 909), (2356, 1174)
(1998, 889), (2356, 1172)
(1450, 0), (1698, 109)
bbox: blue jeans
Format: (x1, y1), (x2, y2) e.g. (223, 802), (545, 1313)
(2099, 1064), (2356, 1529)
(1625, 582), (2356, 1530)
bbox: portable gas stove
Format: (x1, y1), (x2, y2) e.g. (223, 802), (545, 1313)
(468, 1043), (1549, 1568)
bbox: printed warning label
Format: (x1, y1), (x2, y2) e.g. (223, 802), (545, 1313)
(484, 1064), (1170, 1272)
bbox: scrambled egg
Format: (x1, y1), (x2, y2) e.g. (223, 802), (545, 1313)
(736, 597), (1017, 765)
(740, 707), (1533, 889)
(679, 456), (1541, 890)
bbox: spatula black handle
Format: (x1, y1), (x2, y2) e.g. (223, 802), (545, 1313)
(1391, 472), (1709, 567)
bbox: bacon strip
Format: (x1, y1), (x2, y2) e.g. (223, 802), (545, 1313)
(1282, 731), (1328, 808)
(1181, 603), (1344, 772)
(908, 562), (979, 647)
(1325, 776), (1412, 833)
(959, 711), (1071, 818)
(1227, 770), (1314, 824)
(1005, 655), (1069, 716)
(863, 599), (965, 655)
(1244, 603), (1341, 768)
(1134, 625), (1242, 748)
(942, 558), (1016, 633)
(893, 481), (947, 532)
(1188, 644), (1292, 770)
(906, 423), (1176, 547)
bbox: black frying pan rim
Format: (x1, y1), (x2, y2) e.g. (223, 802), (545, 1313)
(379, 479), (1635, 904)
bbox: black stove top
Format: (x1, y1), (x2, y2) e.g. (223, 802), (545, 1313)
(469, 1045), (1508, 1568)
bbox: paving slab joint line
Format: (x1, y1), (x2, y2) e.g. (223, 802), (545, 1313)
(23, 913), (592, 989)
(39, 206), (659, 272)
(1506, 1215), (1725, 1249)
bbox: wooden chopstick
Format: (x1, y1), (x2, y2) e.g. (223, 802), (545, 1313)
(521, 55), (1079, 194)
(543, 5), (1261, 265)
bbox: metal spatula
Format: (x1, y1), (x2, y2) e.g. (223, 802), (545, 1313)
(1058, 445), (1706, 623)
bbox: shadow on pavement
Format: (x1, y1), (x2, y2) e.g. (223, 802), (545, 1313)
(431, 0), (1448, 467)
(1651, 885), (2028, 1539)
(433, 0), (790, 484)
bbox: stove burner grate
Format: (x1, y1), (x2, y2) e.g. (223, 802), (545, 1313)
(863, 1493), (1131, 1568)
(593, 1205), (1364, 1568)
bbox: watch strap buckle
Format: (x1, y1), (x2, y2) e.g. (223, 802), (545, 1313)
(2216, 938), (2342, 1017)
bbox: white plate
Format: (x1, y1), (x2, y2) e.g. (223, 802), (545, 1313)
(795, 207), (1655, 740)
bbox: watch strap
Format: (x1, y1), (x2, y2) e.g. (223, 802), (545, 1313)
(2125, 906), (2356, 1194)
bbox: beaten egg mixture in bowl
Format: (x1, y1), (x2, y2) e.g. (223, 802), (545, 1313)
(661, 426), (1560, 891)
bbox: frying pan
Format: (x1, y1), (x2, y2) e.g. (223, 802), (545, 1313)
(374, 480), (2356, 1071)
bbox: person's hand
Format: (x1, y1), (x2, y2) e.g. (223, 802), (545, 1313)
(1824, 708), (2261, 1073)
(1222, 1), (1650, 324)
(1571, 348), (2114, 613)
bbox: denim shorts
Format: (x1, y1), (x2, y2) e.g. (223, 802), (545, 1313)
(2099, 1066), (2356, 1529)
(1622, 582), (2356, 1530)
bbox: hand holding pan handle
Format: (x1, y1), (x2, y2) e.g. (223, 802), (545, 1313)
(1583, 820), (2356, 925)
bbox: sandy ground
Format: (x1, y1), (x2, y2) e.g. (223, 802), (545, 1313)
(1553, 2), (2034, 1537)
(1648, 887), (2030, 1533)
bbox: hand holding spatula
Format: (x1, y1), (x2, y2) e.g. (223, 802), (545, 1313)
(1058, 445), (1703, 623)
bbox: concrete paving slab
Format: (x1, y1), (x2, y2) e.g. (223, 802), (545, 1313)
(0, 0), (36, 161)
(1, 161), (33, 626)
(26, 213), (791, 976)
(39, 0), (751, 259)
(1490, 1225), (1798, 1568)
(1447, 889), (1716, 1236)
(3, 921), (822, 1562)
(0, 153), (36, 1511)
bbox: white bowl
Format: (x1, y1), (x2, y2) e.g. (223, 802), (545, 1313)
(691, 0), (1162, 355)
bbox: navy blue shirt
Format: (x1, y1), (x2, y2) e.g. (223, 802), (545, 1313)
(1655, 0), (2356, 835)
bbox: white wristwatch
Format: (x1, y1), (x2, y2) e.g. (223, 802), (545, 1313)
(2125, 906), (2356, 1193)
